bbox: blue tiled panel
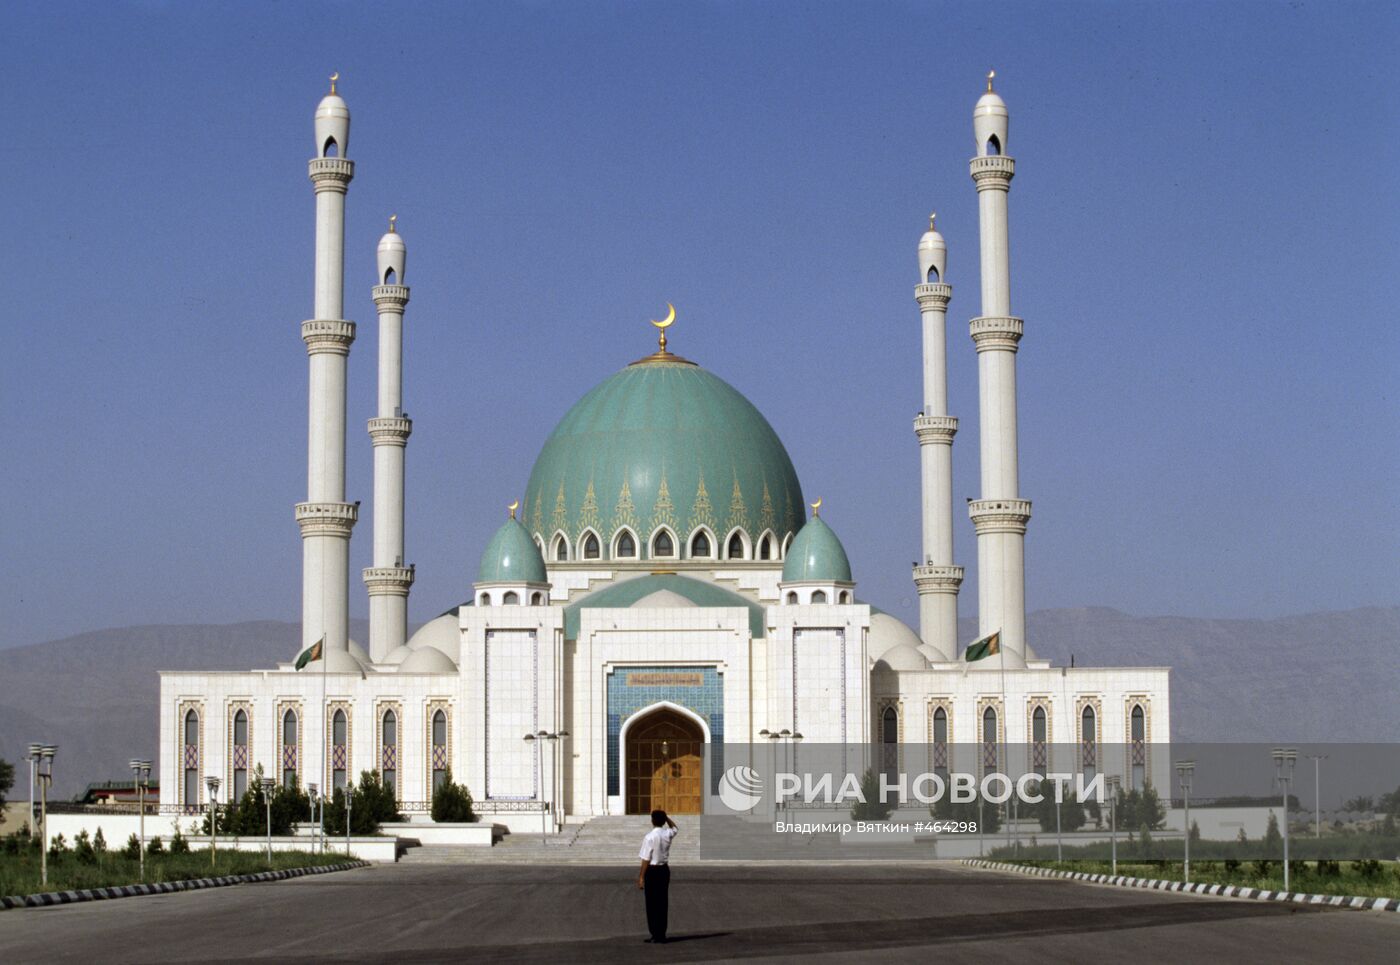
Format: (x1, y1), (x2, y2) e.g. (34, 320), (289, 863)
(607, 666), (724, 797)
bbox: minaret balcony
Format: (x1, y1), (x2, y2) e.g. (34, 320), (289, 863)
(913, 414), (958, 444)
(368, 416), (413, 445)
(295, 501), (359, 537)
(308, 157), (355, 192)
(969, 155), (1015, 190)
(915, 283), (953, 309)
(913, 564), (964, 592)
(301, 319), (356, 355)
(372, 285), (411, 310)
(968, 499), (1032, 535)
(363, 566), (415, 596)
(969, 316), (1023, 352)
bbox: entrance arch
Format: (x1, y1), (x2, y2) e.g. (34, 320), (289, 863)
(623, 704), (706, 815)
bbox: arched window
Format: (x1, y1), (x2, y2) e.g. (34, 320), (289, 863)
(1131, 704), (1146, 791)
(838, 591), (850, 604)
(323, 137), (339, 157)
(982, 706), (998, 772)
(1081, 705), (1097, 782)
(786, 591), (798, 605)
(811, 589), (827, 604)
(651, 530), (674, 558)
(232, 709), (249, 802)
(479, 592), (491, 606)
(1031, 705), (1048, 777)
(503, 591), (520, 605)
(431, 710), (448, 793)
(381, 710), (398, 797)
(530, 591), (543, 605)
(932, 706), (949, 782)
(881, 706), (899, 776)
(282, 709), (299, 788)
(927, 265), (940, 283)
(690, 531), (711, 558)
(383, 267), (397, 285)
(332, 709), (348, 791)
(183, 709), (199, 811)
(553, 535), (568, 562)
(615, 530), (637, 558)
(583, 532), (600, 560)
(759, 535), (773, 560)
(727, 532), (745, 560)
(986, 134), (1001, 156)
(781, 533), (793, 558)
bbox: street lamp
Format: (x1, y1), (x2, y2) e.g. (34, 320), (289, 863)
(1175, 760), (1195, 882)
(1272, 747), (1297, 891)
(129, 759), (151, 881)
(259, 776), (276, 862)
(1106, 775), (1121, 876)
(551, 731), (570, 833)
(526, 730), (568, 843)
(27, 744), (42, 839)
(1305, 754), (1327, 839)
(307, 783), (319, 854)
(37, 745), (56, 888)
(205, 776), (221, 869)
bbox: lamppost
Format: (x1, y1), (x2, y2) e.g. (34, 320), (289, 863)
(307, 783), (319, 854)
(259, 776), (276, 862)
(346, 781), (353, 855)
(760, 730), (781, 814)
(1273, 746), (1297, 891)
(37, 745), (56, 888)
(129, 759), (151, 881)
(1053, 774), (1064, 862)
(205, 776), (221, 869)
(1175, 760), (1195, 882)
(27, 743), (42, 838)
(525, 730), (567, 844)
(1106, 775), (1121, 876)
(551, 731), (570, 832)
(1305, 754), (1327, 839)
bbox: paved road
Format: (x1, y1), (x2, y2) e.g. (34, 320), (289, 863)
(1, 863), (1395, 963)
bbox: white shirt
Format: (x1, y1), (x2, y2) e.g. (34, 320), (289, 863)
(639, 825), (678, 865)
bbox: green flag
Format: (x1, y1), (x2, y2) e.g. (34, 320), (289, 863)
(294, 636), (324, 670)
(964, 631), (1000, 662)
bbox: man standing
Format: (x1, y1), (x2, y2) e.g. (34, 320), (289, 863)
(637, 809), (678, 943)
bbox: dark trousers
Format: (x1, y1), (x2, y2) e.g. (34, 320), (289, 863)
(643, 863), (670, 940)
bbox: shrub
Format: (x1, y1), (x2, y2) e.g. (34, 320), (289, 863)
(431, 768), (477, 823)
(123, 833), (142, 859)
(169, 823), (191, 854)
(1355, 858), (1383, 880)
(146, 835), (164, 855)
(74, 829), (97, 865)
(1316, 859), (1340, 877)
(849, 769), (895, 822)
(93, 827), (108, 853)
(322, 770), (402, 835)
(1223, 857), (1241, 873)
(1251, 859), (1272, 877)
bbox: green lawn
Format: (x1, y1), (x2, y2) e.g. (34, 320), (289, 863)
(1008, 858), (1400, 900)
(1, 847), (353, 898)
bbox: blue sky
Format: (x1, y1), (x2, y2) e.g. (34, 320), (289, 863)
(2, 1), (1396, 648)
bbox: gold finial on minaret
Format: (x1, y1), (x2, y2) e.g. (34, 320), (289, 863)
(929, 212), (937, 231)
(329, 71), (340, 95)
(508, 500), (519, 519)
(810, 497), (822, 518)
(986, 69), (995, 93)
(388, 214), (397, 233)
(650, 302), (676, 354)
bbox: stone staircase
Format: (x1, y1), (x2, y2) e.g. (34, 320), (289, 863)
(399, 815), (704, 865)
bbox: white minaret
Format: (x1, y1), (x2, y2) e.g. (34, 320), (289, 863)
(363, 217), (415, 662)
(912, 213), (962, 660)
(296, 74), (358, 663)
(968, 71), (1031, 667)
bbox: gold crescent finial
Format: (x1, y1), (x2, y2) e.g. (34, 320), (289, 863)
(810, 497), (822, 517)
(986, 69), (995, 93)
(929, 212), (937, 231)
(508, 500), (519, 519)
(649, 302), (676, 353)
(388, 214), (397, 233)
(330, 72), (340, 94)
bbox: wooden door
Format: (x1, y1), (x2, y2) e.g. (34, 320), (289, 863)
(625, 708), (705, 814)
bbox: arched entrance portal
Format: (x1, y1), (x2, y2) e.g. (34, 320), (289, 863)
(625, 707), (705, 815)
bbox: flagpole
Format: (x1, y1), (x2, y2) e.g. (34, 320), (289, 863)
(321, 634), (327, 853)
(999, 635), (1012, 853)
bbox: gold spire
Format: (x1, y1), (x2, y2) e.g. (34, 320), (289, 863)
(388, 214), (397, 233)
(329, 71), (340, 95)
(508, 500), (519, 519)
(929, 211), (937, 231)
(810, 497), (823, 518)
(986, 69), (995, 93)
(630, 301), (695, 366)
(650, 302), (676, 354)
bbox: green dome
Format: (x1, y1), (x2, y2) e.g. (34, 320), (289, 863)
(478, 517), (548, 583)
(781, 516), (852, 582)
(522, 357), (804, 557)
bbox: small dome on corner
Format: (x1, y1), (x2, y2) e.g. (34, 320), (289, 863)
(314, 74), (350, 158)
(479, 516), (548, 584)
(781, 516), (852, 583)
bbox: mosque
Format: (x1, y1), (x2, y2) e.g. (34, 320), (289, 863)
(158, 74), (1169, 829)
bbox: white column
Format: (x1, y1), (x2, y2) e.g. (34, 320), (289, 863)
(297, 89), (357, 657)
(912, 220), (962, 659)
(364, 224), (414, 662)
(969, 77), (1031, 666)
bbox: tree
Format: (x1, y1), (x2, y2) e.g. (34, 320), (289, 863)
(849, 769), (894, 822)
(324, 771), (402, 835)
(1343, 795), (1374, 813)
(93, 827), (108, 854)
(123, 833), (142, 859)
(430, 768), (477, 823)
(1135, 782), (1166, 831)
(0, 757), (13, 819)
(1264, 812), (1282, 852)
(74, 829), (97, 865)
(1025, 779), (1086, 833)
(1189, 820), (1201, 844)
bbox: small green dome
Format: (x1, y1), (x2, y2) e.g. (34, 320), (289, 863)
(781, 516), (852, 582)
(478, 518), (547, 583)
(521, 357), (804, 557)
